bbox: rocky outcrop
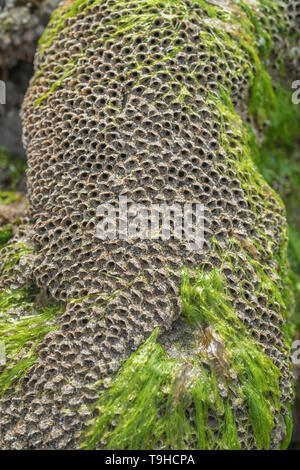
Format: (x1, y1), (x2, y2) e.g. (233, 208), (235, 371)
(0, 0), (299, 450)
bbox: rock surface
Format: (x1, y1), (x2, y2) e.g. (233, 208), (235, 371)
(0, 0), (299, 450)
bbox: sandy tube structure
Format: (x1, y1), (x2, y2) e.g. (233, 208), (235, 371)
(0, 0), (300, 450)
(0, 1), (61, 155)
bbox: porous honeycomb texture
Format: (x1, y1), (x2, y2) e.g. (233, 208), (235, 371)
(0, 0), (61, 70)
(0, 0), (299, 450)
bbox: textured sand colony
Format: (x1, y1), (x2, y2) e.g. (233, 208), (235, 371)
(0, 0), (299, 449)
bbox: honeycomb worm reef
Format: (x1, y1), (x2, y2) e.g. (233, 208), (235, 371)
(0, 0), (300, 450)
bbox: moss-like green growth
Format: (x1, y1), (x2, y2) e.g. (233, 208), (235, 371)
(81, 327), (241, 450)
(281, 403), (293, 450)
(247, 84), (300, 333)
(182, 267), (283, 450)
(249, 68), (276, 125)
(239, 1), (274, 58)
(38, 0), (95, 54)
(0, 224), (13, 249)
(28, 0), (296, 450)
(34, 0), (285, 108)
(0, 284), (64, 397)
(82, 269), (281, 449)
(0, 147), (26, 191)
(0, 148), (26, 239)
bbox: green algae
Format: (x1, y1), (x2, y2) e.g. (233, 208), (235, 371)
(67, 272), (146, 314)
(81, 328), (241, 450)
(0, 148), (26, 249)
(181, 267), (283, 450)
(28, 0), (297, 450)
(210, 87), (284, 218)
(249, 67), (276, 124)
(0, 225), (13, 249)
(0, 284), (64, 397)
(34, 61), (81, 107)
(207, 75), (294, 352)
(211, 76), (297, 449)
(38, 0), (96, 53)
(281, 403), (293, 450)
(34, 0), (284, 108)
(0, 225), (64, 398)
(81, 268), (284, 450)
(1, 241), (34, 274)
(239, 1), (274, 58)
(0, 285), (38, 313)
(0, 191), (22, 205)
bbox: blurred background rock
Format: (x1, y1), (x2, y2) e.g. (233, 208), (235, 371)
(0, 0), (60, 156)
(0, 0), (299, 450)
